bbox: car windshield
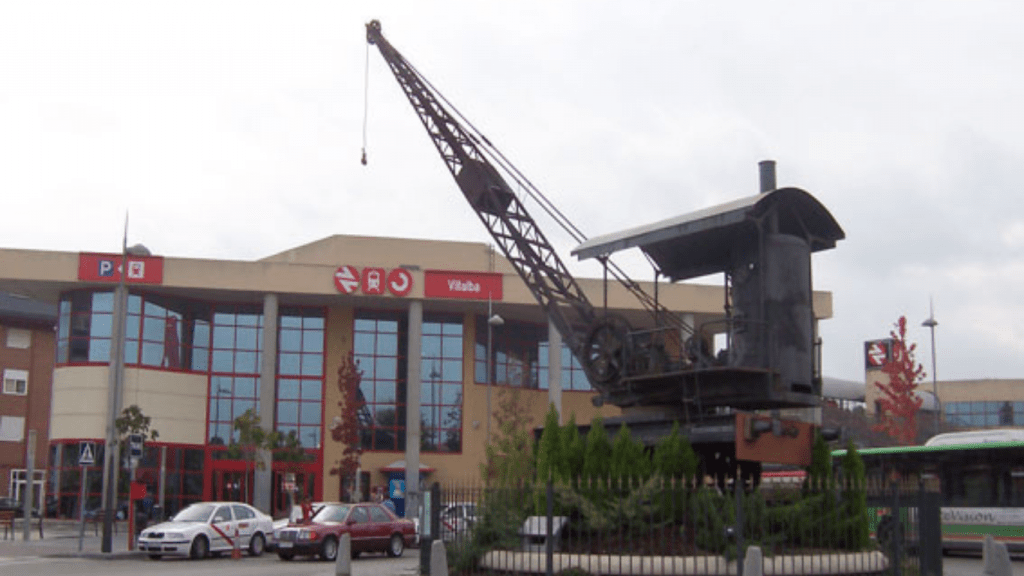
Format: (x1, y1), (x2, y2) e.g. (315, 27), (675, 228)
(172, 503), (216, 522)
(311, 504), (350, 523)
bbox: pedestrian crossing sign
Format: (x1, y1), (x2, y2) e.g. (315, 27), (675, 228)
(78, 441), (96, 465)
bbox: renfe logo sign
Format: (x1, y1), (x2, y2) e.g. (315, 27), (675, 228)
(424, 270), (502, 300)
(333, 266), (414, 297)
(78, 253), (164, 285)
(864, 339), (893, 369)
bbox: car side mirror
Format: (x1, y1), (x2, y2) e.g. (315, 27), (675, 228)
(346, 519), (356, 526)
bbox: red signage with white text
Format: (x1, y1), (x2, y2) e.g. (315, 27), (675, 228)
(424, 270), (503, 300)
(78, 253), (164, 285)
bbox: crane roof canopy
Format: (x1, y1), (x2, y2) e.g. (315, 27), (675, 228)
(572, 187), (845, 281)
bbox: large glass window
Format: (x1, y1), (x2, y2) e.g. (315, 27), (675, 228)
(421, 315), (463, 453)
(944, 401), (1024, 428)
(539, 341), (592, 392)
(354, 311), (406, 452)
(276, 307), (325, 449)
(207, 305), (263, 443)
(57, 290), (211, 371)
(474, 317), (593, 391)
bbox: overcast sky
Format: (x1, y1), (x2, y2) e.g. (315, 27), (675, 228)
(2, 1), (1022, 384)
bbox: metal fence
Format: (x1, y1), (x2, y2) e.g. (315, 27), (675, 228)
(422, 476), (941, 576)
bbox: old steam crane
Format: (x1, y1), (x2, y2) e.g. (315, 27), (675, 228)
(366, 21), (844, 476)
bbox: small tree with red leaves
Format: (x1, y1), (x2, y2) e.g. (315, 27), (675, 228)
(872, 316), (925, 445)
(329, 351), (365, 501)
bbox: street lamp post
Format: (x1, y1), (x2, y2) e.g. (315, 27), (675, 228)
(922, 302), (939, 436)
(485, 300), (504, 446)
(101, 237), (150, 553)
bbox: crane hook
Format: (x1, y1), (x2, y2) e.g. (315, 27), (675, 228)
(361, 149), (367, 166)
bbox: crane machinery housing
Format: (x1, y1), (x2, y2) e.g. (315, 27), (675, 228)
(366, 20), (845, 479)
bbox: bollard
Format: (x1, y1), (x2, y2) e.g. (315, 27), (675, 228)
(231, 528), (241, 559)
(743, 545), (764, 576)
(335, 532), (352, 576)
(430, 539), (447, 576)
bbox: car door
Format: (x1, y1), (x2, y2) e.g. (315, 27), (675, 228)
(231, 504), (257, 547)
(209, 505), (236, 552)
(367, 505), (395, 550)
(346, 506), (375, 552)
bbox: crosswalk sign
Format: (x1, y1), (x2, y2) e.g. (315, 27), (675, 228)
(78, 441), (96, 465)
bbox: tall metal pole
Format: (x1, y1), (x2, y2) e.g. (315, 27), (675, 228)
(922, 300), (939, 435)
(102, 221), (129, 553)
(486, 297), (493, 446)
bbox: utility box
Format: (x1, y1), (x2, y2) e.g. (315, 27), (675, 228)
(520, 516), (569, 552)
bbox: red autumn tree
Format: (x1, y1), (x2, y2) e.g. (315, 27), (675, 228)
(872, 316), (925, 445)
(329, 351), (365, 500)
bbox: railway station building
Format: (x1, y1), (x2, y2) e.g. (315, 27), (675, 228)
(0, 234), (836, 518)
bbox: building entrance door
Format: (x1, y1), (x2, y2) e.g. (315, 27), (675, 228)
(271, 468), (317, 518)
(211, 466), (254, 504)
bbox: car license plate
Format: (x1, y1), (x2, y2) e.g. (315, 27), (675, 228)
(279, 541), (293, 549)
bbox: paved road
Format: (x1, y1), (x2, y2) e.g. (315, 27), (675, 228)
(0, 521), (419, 576)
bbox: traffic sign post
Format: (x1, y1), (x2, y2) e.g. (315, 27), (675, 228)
(77, 440), (95, 552)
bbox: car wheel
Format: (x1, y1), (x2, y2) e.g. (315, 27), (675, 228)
(320, 535), (339, 561)
(249, 532), (266, 557)
(148, 554), (162, 560)
(278, 551), (294, 561)
(387, 533), (405, 558)
(189, 535), (209, 560)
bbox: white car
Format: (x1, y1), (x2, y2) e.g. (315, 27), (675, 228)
(440, 502), (477, 542)
(138, 501), (274, 560)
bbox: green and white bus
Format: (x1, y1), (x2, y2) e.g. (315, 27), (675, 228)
(835, 429), (1024, 553)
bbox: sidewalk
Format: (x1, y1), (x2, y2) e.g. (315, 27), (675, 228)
(0, 518), (139, 559)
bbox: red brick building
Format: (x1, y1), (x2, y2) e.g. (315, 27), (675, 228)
(0, 292), (55, 509)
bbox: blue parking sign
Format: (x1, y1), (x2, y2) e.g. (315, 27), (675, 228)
(389, 479), (405, 499)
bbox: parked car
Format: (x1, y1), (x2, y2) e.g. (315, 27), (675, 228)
(440, 502), (477, 542)
(0, 496), (38, 518)
(268, 502), (326, 551)
(275, 502), (415, 561)
(138, 501), (273, 560)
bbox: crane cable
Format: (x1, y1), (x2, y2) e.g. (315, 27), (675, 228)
(361, 40), (370, 165)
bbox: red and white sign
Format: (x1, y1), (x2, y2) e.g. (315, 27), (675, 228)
(333, 265), (415, 297)
(334, 266), (360, 294)
(424, 270), (503, 300)
(362, 268), (386, 295)
(864, 339), (893, 369)
(387, 269), (413, 297)
(78, 253), (164, 285)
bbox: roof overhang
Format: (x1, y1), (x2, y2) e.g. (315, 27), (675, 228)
(572, 187), (844, 281)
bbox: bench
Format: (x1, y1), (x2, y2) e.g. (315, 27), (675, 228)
(0, 510), (13, 540)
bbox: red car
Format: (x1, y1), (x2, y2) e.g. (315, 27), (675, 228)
(275, 502), (415, 561)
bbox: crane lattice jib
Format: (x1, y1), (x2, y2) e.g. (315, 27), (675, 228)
(366, 21), (597, 359)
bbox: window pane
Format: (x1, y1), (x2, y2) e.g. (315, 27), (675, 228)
(279, 353), (300, 376)
(300, 404), (321, 426)
(279, 380), (299, 400)
(212, 326), (234, 349)
(302, 332), (323, 353)
(376, 334), (398, 356)
(236, 327), (258, 350)
(234, 351), (257, 373)
(278, 401), (299, 424)
(300, 379), (321, 401)
(301, 354), (322, 377)
(279, 329), (301, 352)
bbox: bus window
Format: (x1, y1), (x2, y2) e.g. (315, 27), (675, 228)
(1011, 468), (1024, 506)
